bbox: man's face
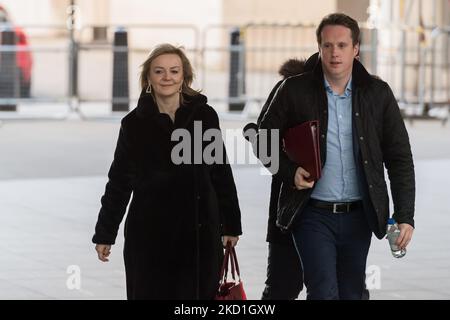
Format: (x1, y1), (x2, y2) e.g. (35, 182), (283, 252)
(319, 25), (359, 82)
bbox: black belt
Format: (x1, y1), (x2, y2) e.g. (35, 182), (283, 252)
(309, 199), (362, 213)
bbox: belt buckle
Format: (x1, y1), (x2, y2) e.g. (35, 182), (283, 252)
(332, 203), (348, 213)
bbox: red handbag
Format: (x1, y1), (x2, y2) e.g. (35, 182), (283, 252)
(215, 242), (247, 300)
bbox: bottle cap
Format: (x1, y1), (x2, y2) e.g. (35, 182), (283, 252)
(388, 218), (395, 225)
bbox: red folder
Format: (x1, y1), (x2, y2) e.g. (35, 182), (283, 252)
(283, 120), (322, 181)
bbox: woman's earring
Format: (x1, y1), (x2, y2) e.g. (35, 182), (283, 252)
(146, 84), (152, 94)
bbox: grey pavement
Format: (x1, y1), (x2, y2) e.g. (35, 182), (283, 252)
(0, 114), (450, 299)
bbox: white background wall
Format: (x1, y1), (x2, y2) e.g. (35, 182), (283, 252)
(1, 0), (223, 32)
(1, 0), (64, 25)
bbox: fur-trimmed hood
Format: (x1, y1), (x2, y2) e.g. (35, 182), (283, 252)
(278, 58), (307, 79)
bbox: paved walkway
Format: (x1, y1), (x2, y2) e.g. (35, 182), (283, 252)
(0, 117), (449, 299)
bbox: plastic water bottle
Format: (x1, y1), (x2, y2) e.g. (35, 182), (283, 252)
(386, 218), (406, 258)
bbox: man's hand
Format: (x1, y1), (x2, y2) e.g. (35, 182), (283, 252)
(397, 223), (414, 250)
(294, 167), (315, 190)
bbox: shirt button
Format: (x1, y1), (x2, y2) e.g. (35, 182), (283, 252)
(321, 134), (325, 139)
(360, 136), (364, 141)
(355, 112), (359, 116)
(197, 195), (201, 200)
(369, 184), (373, 188)
(364, 160), (368, 165)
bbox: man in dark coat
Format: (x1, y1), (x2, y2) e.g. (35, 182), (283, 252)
(244, 55), (370, 300)
(244, 58), (307, 300)
(257, 13), (415, 299)
(92, 44), (242, 300)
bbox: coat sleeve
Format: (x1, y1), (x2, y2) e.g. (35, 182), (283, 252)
(242, 80), (284, 162)
(208, 108), (242, 236)
(381, 83), (415, 227)
(257, 80), (283, 126)
(258, 80), (299, 187)
(92, 121), (137, 244)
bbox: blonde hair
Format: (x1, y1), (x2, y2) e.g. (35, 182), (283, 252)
(140, 44), (200, 103)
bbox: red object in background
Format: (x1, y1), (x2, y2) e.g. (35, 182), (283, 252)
(1, 4), (33, 97)
(14, 26), (32, 83)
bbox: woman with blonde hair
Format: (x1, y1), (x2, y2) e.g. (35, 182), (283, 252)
(92, 44), (242, 299)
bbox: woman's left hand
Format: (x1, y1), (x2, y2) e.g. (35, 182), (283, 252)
(222, 235), (239, 247)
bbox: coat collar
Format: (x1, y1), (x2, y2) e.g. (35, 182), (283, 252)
(135, 89), (207, 119)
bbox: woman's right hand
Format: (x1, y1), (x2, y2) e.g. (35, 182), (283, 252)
(222, 235), (239, 248)
(95, 244), (111, 262)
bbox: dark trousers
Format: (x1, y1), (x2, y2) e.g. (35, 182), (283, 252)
(261, 242), (303, 300)
(291, 204), (372, 300)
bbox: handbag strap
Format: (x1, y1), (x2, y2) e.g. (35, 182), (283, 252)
(229, 245), (236, 280)
(219, 242), (231, 282)
(230, 246), (241, 279)
(219, 242), (242, 283)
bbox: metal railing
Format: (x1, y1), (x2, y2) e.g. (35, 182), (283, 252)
(0, 22), (448, 123)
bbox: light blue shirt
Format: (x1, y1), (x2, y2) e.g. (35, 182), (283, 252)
(311, 77), (362, 202)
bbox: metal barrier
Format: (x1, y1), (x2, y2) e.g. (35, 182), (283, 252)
(0, 21), (448, 123)
(374, 23), (450, 124)
(200, 23), (318, 117)
(0, 24), (72, 119)
(200, 23), (379, 116)
(75, 23), (200, 118)
(241, 23), (317, 108)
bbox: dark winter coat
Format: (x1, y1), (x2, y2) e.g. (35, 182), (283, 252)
(244, 58), (307, 245)
(259, 54), (415, 239)
(92, 90), (242, 299)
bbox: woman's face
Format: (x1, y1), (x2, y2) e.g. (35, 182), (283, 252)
(148, 53), (184, 98)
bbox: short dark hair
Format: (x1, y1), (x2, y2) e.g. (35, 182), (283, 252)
(316, 13), (360, 46)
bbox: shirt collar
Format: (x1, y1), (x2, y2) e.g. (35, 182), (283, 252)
(324, 77), (352, 97)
